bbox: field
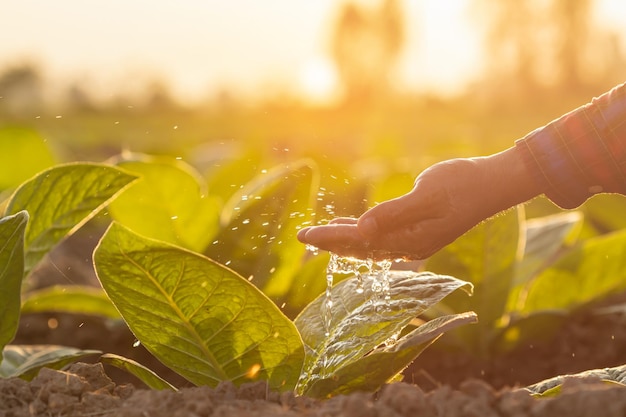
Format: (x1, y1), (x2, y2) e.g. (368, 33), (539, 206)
(3, 83), (626, 416)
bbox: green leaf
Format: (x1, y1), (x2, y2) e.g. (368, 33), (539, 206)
(516, 212), (582, 285)
(526, 364), (626, 396)
(100, 353), (177, 390)
(205, 160), (318, 299)
(506, 212), (582, 312)
(294, 270), (474, 397)
(0, 127), (56, 190)
(4, 163), (138, 276)
(0, 211), (28, 362)
(94, 222), (305, 391)
(108, 156), (221, 252)
(0, 345), (101, 380)
(521, 229), (626, 313)
(21, 285), (120, 319)
(302, 312), (477, 398)
(425, 207), (522, 351)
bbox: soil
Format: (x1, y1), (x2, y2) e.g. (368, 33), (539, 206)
(4, 227), (626, 416)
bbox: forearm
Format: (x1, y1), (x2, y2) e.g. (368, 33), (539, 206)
(515, 82), (626, 209)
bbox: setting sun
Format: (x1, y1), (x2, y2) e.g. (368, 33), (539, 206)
(298, 58), (339, 104)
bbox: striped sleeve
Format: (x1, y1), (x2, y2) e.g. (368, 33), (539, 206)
(515, 82), (626, 209)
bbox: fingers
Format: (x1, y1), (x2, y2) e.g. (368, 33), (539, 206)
(328, 217), (358, 225)
(296, 220), (444, 261)
(358, 187), (447, 238)
(297, 223), (370, 258)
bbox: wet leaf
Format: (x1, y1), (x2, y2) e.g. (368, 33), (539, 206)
(21, 285), (120, 319)
(101, 353), (177, 390)
(108, 157), (221, 252)
(302, 312), (477, 398)
(0, 345), (101, 380)
(205, 159), (318, 299)
(94, 222), (304, 391)
(4, 163), (137, 276)
(294, 270), (474, 397)
(0, 211), (28, 362)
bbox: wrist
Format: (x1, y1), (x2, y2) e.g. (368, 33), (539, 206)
(484, 146), (542, 210)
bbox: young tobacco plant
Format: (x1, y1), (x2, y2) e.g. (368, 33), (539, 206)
(0, 153), (477, 397)
(93, 222), (477, 397)
(424, 196), (626, 356)
(0, 162), (138, 378)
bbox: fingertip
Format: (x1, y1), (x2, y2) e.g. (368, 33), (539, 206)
(296, 227), (310, 242)
(357, 215), (379, 237)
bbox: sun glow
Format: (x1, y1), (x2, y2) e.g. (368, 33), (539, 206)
(298, 58), (340, 105)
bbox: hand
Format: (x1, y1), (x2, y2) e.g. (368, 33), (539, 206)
(297, 147), (540, 260)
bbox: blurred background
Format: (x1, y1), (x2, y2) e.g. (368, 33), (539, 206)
(1, 0), (625, 215)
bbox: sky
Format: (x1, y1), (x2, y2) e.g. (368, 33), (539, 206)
(0, 0), (625, 104)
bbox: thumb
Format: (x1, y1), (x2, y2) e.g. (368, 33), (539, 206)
(357, 188), (446, 238)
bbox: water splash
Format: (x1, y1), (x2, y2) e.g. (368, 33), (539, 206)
(323, 253), (393, 336)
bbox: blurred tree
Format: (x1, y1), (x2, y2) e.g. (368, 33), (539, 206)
(331, 0), (405, 105)
(553, 0), (591, 91)
(65, 83), (97, 113)
(0, 63), (44, 118)
(472, 0), (624, 99)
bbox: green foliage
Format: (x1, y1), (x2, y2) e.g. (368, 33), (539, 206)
(0, 161), (137, 380)
(93, 222), (475, 397)
(21, 286), (121, 319)
(0, 211), (28, 362)
(100, 353), (176, 390)
(0, 152), (481, 397)
(520, 228), (626, 312)
(4, 163), (138, 276)
(426, 208), (521, 353)
(94, 222), (305, 391)
(108, 155), (221, 252)
(526, 364), (626, 397)
(294, 271), (475, 397)
(0, 345), (101, 380)
(422, 199), (626, 357)
(205, 159), (318, 300)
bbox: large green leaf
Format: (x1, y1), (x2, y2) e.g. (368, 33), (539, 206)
(108, 157), (221, 252)
(21, 285), (120, 319)
(294, 270), (474, 397)
(425, 207), (522, 351)
(205, 159), (318, 299)
(0, 345), (101, 380)
(100, 353), (177, 390)
(0, 211), (28, 362)
(4, 163), (137, 276)
(94, 222), (304, 391)
(521, 229), (626, 313)
(0, 127), (56, 191)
